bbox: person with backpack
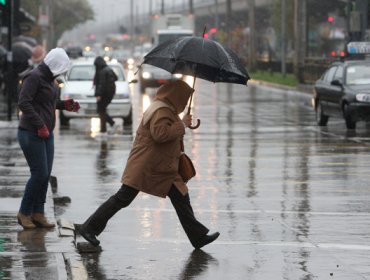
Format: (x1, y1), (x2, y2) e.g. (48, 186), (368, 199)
(93, 56), (118, 136)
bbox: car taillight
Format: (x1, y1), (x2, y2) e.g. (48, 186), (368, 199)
(331, 51), (337, 57)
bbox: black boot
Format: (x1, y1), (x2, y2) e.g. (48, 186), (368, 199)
(192, 232), (220, 249)
(79, 227), (100, 246)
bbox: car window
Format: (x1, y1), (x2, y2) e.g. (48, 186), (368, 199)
(346, 64), (370, 85)
(68, 66), (95, 81)
(68, 65), (125, 81)
(323, 66), (337, 83)
(333, 65), (343, 81)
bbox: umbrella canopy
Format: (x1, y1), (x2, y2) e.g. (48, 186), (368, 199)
(13, 35), (37, 47)
(142, 36), (250, 85)
(12, 42), (33, 74)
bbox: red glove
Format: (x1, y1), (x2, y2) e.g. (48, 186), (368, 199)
(37, 125), (49, 139)
(64, 99), (80, 112)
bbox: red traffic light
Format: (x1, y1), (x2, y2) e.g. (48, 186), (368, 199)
(210, 28), (217, 33)
(327, 16), (334, 23)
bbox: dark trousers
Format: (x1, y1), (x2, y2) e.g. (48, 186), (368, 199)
(82, 184), (209, 245)
(97, 99), (114, 132)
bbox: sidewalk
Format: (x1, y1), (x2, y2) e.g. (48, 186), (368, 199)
(0, 121), (86, 280)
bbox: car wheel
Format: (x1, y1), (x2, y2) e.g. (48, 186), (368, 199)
(343, 104), (356, 129)
(316, 101), (329, 126)
(123, 108), (133, 127)
(59, 111), (70, 126)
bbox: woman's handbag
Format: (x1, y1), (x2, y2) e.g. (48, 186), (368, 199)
(178, 140), (196, 182)
(178, 153), (196, 182)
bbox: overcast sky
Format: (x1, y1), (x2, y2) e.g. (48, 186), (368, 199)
(61, 0), (193, 44)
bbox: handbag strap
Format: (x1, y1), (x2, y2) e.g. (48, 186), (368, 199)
(180, 139), (184, 152)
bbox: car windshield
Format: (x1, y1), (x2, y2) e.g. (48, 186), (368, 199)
(67, 65), (125, 81)
(346, 64), (370, 85)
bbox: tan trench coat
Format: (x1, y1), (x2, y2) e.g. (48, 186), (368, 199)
(121, 80), (194, 198)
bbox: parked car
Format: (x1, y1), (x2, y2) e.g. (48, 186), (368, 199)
(59, 59), (133, 127)
(138, 64), (182, 93)
(313, 59), (370, 129)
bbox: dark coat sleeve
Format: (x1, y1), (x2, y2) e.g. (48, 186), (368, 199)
(56, 100), (65, 110)
(18, 74), (44, 128)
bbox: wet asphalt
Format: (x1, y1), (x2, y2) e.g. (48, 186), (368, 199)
(1, 79), (370, 279)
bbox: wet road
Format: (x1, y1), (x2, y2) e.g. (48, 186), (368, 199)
(5, 78), (370, 279)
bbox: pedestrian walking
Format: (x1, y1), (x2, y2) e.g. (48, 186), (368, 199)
(93, 56), (118, 136)
(80, 80), (220, 249)
(17, 48), (80, 229)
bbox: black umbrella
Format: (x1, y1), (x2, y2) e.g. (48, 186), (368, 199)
(143, 36), (249, 85)
(142, 35), (250, 128)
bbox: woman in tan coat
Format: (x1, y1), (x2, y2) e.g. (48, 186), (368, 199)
(80, 80), (219, 249)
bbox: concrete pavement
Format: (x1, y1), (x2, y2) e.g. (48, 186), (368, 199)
(0, 81), (316, 280)
(0, 120), (88, 280)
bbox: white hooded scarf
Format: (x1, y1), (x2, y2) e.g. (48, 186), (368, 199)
(44, 48), (71, 77)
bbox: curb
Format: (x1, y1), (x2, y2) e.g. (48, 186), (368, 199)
(50, 176), (89, 280)
(249, 79), (314, 108)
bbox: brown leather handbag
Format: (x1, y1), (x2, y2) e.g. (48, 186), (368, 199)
(178, 140), (196, 182)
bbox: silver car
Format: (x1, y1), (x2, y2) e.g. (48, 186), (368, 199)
(59, 59), (132, 127)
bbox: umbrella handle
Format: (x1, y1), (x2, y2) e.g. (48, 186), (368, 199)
(189, 119), (201, 129)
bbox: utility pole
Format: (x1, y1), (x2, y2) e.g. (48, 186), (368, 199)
(247, 0), (256, 71)
(161, 0), (164, 15)
(293, 0), (306, 83)
(281, 0), (286, 76)
(130, 0), (134, 51)
(6, 0), (13, 121)
(189, 0), (193, 15)
(225, 0), (232, 46)
(214, 0), (219, 30)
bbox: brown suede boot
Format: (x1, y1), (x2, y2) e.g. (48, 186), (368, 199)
(17, 212), (36, 229)
(31, 213), (55, 228)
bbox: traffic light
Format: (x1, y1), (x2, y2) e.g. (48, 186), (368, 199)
(0, 0), (6, 6)
(327, 16), (334, 23)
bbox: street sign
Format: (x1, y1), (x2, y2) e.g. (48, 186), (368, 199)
(347, 42), (370, 54)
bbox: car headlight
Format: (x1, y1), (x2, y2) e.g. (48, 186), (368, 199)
(142, 71), (152, 79)
(356, 93), (370, 103)
(173, 73), (183, 79)
(127, 58), (135, 65)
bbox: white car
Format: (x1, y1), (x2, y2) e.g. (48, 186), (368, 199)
(59, 59), (133, 127)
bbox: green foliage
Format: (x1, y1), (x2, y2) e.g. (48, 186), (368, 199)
(53, 0), (94, 39)
(251, 70), (298, 87)
(21, 0), (94, 46)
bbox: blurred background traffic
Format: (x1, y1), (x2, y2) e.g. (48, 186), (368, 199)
(0, 0), (369, 121)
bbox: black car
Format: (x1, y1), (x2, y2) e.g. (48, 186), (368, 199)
(313, 60), (370, 129)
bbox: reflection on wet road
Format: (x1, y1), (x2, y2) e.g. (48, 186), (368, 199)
(48, 80), (370, 279)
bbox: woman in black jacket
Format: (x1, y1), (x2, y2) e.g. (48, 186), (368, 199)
(17, 48), (80, 229)
(93, 56), (118, 135)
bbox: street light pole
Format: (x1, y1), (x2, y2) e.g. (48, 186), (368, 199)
(214, 0), (219, 30)
(6, 0), (13, 121)
(281, 0), (286, 76)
